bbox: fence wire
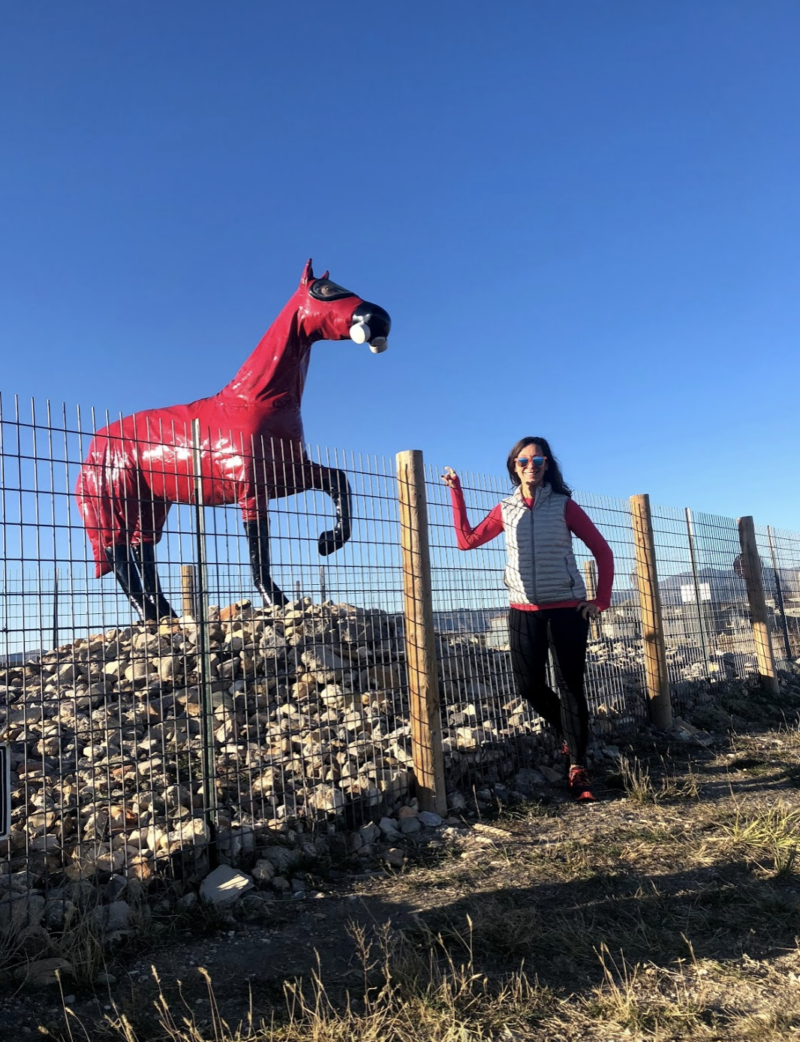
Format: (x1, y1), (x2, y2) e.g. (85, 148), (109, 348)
(756, 524), (800, 669)
(425, 472), (651, 795)
(0, 397), (411, 892)
(1, 398), (798, 898)
(649, 504), (759, 688)
(572, 490), (648, 726)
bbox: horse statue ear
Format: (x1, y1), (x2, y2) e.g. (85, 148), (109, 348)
(301, 259), (314, 285)
(321, 270), (329, 280)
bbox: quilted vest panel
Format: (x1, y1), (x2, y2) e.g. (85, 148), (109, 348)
(500, 485), (587, 605)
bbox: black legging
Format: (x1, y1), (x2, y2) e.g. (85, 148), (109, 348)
(509, 607), (590, 766)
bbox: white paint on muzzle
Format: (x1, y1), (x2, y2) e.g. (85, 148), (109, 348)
(350, 322), (370, 345)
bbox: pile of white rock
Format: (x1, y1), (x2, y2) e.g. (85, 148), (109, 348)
(0, 600), (413, 886)
(0, 597), (759, 895)
(0, 802), (454, 976)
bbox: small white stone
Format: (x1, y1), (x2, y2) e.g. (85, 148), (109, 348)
(199, 866), (254, 907)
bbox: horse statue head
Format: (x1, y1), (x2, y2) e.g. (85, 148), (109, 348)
(294, 260), (391, 353)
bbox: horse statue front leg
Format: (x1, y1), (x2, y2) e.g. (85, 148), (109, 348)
(310, 464), (352, 557)
(241, 462), (351, 608)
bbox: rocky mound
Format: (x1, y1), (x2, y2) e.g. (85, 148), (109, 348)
(0, 595), (763, 895)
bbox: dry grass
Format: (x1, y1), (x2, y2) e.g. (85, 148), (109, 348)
(700, 802), (800, 876)
(0, 896), (108, 987)
(618, 753), (701, 804)
(49, 923), (800, 1042)
(57, 923), (556, 1042)
(582, 942), (715, 1037)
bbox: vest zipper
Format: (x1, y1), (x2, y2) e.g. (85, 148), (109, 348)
(530, 494), (537, 603)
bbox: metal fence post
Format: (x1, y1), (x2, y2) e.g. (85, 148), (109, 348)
(396, 450), (447, 815)
(191, 419), (218, 859)
(738, 516), (780, 694)
(52, 569), (59, 652)
(583, 560), (601, 641)
(685, 508), (710, 673)
(767, 526), (792, 662)
(630, 494), (673, 728)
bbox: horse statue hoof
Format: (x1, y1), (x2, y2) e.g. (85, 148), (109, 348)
(318, 531), (344, 557)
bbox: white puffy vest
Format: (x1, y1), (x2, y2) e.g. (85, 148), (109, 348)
(500, 484), (586, 606)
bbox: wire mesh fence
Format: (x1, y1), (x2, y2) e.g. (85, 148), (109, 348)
(648, 503), (759, 688)
(425, 473), (651, 796)
(0, 396), (798, 895)
(425, 466), (521, 798)
(756, 524), (800, 669)
(0, 397), (412, 889)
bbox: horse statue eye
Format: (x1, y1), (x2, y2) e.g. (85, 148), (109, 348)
(310, 279), (355, 302)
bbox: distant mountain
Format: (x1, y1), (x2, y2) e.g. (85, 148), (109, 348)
(658, 568), (747, 606)
(622, 566), (797, 607)
(432, 608), (507, 634)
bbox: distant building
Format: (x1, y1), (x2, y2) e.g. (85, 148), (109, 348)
(601, 605), (640, 641)
(484, 614), (510, 649)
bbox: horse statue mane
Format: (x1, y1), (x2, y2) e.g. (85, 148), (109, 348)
(75, 260), (391, 619)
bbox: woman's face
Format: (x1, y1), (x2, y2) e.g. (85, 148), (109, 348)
(514, 442), (548, 494)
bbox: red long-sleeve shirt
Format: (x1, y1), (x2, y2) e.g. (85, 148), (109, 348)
(449, 479), (614, 611)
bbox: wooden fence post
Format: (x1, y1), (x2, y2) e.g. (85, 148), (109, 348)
(630, 494), (673, 729)
(583, 560), (601, 641)
(396, 450), (447, 815)
(181, 565), (197, 618)
(737, 516), (780, 695)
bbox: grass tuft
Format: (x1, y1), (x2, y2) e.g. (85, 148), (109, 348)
(584, 943), (713, 1036)
(712, 803), (800, 876)
(617, 755), (700, 805)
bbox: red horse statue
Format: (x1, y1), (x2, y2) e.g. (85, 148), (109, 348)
(75, 261), (391, 620)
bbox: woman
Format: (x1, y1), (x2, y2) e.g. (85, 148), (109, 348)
(442, 436), (614, 802)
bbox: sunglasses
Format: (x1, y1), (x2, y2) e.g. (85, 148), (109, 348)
(515, 455), (547, 469)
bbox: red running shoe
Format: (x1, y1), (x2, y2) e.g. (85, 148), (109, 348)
(569, 766), (596, 803)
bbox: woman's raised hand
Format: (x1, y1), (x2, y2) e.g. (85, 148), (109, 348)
(441, 467), (459, 489)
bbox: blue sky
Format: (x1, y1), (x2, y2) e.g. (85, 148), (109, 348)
(1, 1), (798, 528)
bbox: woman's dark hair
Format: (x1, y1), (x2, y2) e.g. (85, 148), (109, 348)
(506, 436), (572, 496)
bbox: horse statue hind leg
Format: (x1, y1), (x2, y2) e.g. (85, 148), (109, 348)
(105, 540), (177, 622)
(108, 494), (177, 621)
(76, 442), (179, 621)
